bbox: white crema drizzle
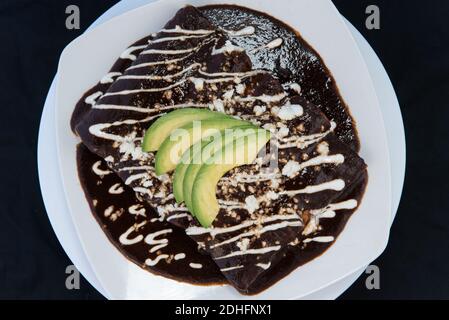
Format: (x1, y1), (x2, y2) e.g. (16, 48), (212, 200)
(148, 34), (209, 44)
(256, 262), (271, 270)
(282, 154), (345, 178)
(303, 236), (335, 244)
(128, 204), (147, 217)
(166, 213), (192, 222)
(160, 25), (215, 35)
(280, 179), (345, 197)
(220, 265), (244, 272)
(145, 254), (169, 267)
(119, 221), (147, 245)
(174, 253), (186, 260)
(92, 161), (112, 176)
(251, 38), (283, 53)
(303, 199), (358, 236)
(100, 72), (122, 84)
(222, 26), (256, 37)
(186, 213), (300, 237)
(278, 121), (337, 149)
(145, 229), (173, 253)
(85, 91), (103, 106)
(210, 220), (302, 249)
(108, 183), (124, 194)
(189, 263), (203, 269)
(215, 245), (281, 260)
(88, 114), (163, 142)
(93, 102), (209, 114)
(120, 45), (147, 61)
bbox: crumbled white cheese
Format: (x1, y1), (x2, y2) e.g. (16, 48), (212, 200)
(262, 123), (277, 133)
(236, 83), (246, 95)
(157, 174), (170, 183)
(266, 190), (279, 201)
(302, 218), (318, 236)
(253, 105), (266, 116)
(236, 238), (251, 252)
(289, 83), (301, 94)
(222, 89), (235, 100)
(212, 99), (225, 113)
(119, 140), (142, 161)
(104, 155), (114, 163)
(154, 190), (167, 199)
(277, 126), (290, 138)
(317, 141), (330, 156)
(191, 77), (204, 91)
(270, 178), (280, 189)
(282, 160), (302, 178)
(277, 104), (304, 121)
(244, 195), (259, 214)
(119, 134), (148, 161)
(142, 180), (153, 188)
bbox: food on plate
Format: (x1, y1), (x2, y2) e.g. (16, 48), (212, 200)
(71, 5), (367, 295)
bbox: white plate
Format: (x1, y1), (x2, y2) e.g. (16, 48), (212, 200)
(38, 16), (404, 300)
(52, 0), (392, 299)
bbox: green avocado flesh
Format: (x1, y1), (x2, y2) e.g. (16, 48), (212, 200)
(173, 140), (210, 205)
(154, 117), (251, 175)
(142, 108), (229, 152)
(181, 125), (256, 211)
(191, 130), (271, 227)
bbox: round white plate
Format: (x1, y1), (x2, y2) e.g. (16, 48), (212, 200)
(39, 0), (403, 299)
(55, 0), (391, 299)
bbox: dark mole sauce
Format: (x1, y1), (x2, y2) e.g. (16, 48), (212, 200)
(200, 5), (360, 152)
(77, 144), (225, 285)
(247, 171), (367, 294)
(74, 4), (367, 294)
(70, 36), (151, 133)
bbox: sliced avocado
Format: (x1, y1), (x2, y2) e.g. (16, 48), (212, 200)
(142, 108), (229, 152)
(155, 118), (251, 175)
(191, 130), (271, 227)
(173, 140), (210, 204)
(182, 126), (256, 212)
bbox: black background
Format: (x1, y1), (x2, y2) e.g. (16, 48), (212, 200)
(0, 0), (447, 300)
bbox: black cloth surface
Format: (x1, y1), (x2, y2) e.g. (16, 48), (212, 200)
(0, 0), (447, 299)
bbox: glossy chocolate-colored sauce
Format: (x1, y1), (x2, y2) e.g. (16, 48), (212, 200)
(72, 5), (367, 295)
(77, 143), (225, 284)
(201, 5), (360, 152)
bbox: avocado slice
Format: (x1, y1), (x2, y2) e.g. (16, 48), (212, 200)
(155, 118), (251, 175)
(182, 126), (256, 211)
(142, 108), (229, 152)
(191, 129), (271, 227)
(173, 139), (210, 204)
